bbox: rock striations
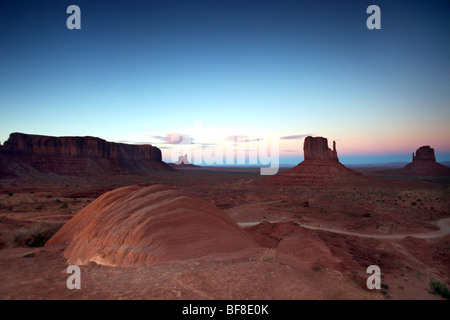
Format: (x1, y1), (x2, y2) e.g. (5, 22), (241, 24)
(0, 132), (172, 178)
(265, 136), (370, 185)
(45, 184), (259, 267)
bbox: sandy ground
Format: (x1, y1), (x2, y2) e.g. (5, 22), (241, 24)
(0, 167), (449, 300)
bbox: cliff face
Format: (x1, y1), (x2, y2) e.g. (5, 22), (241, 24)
(0, 133), (170, 178)
(303, 136), (338, 162)
(412, 146), (436, 162)
(0, 133), (162, 161)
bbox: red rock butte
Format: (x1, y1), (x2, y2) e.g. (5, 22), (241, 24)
(265, 136), (370, 184)
(303, 136), (339, 162)
(45, 184), (259, 267)
(380, 145), (450, 176)
(0, 132), (172, 178)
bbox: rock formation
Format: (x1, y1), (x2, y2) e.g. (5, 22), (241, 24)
(174, 154), (191, 165)
(380, 145), (450, 176)
(1, 132), (162, 161)
(170, 153), (198, 168)
(264, 136), (370, 185)
(0, 132), (172, 178)
(412, 146), (436, 162)
(304, 136), (339, 161)
(45, 184), (259, 267)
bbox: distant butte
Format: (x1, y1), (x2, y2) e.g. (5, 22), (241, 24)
(169, 154), (198, 169)
(413, 146), (436, 162)
(0, 132), (172, 179)
(264, 136), (370, 185)
(379, 145), (450, 176)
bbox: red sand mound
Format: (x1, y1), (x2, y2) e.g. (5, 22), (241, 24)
(45, 184), (259, 267)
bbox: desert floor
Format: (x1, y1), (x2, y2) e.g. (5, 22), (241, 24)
(0, 167), (449, 300)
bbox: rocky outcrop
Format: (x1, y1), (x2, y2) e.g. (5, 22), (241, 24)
(0, 132), (162, 161)
(174, 154), (190, 165)
(46, 184), (259, 267)
(412, 146), (436, 162)
(304, 136), (338, 161)
(0, 132), (171, 178)
(169, 153), (198, 169)
(379, 145), (450, 176)
(264, 136), (370, 185)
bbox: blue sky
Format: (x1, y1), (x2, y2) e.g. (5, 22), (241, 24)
(0, 0), (449, 164)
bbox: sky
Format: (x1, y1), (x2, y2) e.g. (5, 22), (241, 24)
(0, 0), (449, 165)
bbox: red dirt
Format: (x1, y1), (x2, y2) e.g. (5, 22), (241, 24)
(0, 167), (449, 300)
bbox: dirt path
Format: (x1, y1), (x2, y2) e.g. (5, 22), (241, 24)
(239, 217), (450, 240)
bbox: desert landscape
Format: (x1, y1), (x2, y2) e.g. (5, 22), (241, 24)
(1, 1), (449, 308)
(0, 133), (448, 301)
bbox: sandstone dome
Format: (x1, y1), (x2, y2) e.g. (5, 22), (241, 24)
(46, 184), (259, 267)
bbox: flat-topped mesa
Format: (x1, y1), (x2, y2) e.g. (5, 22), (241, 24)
(0, 132), (162, 161)
(412, 146), (436, 162)
(303, 136), (339, 162)
(0, 132), (171, 178)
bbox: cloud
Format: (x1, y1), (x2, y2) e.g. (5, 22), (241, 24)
(116, 140), (153, 145)
(150, 134), (222, 147)
(150, 133), (191, 144)
(280, 134), (312, 140)
(225, 135), (262, 143)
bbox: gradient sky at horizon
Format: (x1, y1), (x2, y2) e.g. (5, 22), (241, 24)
(1, 0), (449, 164)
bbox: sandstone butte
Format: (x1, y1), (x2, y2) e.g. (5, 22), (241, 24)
(45, 184), (260, 267)
(0, 132), (171, 178)
(380, 145), (450, 176)
(264, 136), (370, 184)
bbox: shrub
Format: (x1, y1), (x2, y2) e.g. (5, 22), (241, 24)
(8, 192), (13, 197)
(429, 278), (450, 299)
(259, 248), (277, 262)
(61, 203), (69, 209)
(9, 222), (64, 247)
